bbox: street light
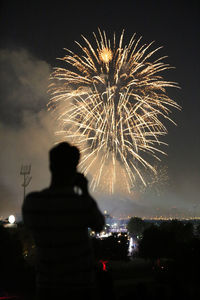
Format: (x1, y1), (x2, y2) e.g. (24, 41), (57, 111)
(8, 215), (15, 224)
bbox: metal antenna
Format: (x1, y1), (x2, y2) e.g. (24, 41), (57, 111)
(20, 164), (32, 201)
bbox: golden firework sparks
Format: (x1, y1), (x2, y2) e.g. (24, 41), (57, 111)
(99, 47), (113, 63)
(48, 29), (181, 193)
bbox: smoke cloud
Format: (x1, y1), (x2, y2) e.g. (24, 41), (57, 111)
(0, 48), (56, 218)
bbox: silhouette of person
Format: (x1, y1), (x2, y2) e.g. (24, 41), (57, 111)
(22, 142), (105, 300)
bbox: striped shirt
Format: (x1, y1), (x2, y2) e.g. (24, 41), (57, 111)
(22, 186), (105, 290)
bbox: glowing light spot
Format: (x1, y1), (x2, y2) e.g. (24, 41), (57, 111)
(99, 260), (108, 271)
(99, 48), (113, 63)
(8, 215), (15, 224)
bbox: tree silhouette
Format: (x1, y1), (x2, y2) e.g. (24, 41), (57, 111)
(127, 217), (146, 238)
(139, 220), (194, 262)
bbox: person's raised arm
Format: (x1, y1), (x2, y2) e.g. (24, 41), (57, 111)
(87, 196), (105, 233)
(74, 173), (105, 232)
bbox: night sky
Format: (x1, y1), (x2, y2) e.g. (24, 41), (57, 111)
(0, 1), (199, 218)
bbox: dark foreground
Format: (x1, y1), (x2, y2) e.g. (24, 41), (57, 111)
(1, 258), (200, 300)
(1, 222), (200, 300)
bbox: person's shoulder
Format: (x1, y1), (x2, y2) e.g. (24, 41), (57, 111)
(23, 189), (49, 211)
(26, 190), (42, 199)
(25, 188), (49, 202)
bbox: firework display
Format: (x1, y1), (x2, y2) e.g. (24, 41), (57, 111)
(49, 29), (180, 193)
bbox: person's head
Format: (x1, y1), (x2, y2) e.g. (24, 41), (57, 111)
(49, 142), (80, 183)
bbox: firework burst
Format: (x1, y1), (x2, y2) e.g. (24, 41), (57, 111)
(48, 29), (180, 193)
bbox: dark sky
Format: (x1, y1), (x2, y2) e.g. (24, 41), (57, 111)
(0, 0), (199, 218)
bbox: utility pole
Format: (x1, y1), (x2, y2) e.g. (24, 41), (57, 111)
(20, 164), (32, 201)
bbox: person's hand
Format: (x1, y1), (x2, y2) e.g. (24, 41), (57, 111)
(74, 173), (89, 195)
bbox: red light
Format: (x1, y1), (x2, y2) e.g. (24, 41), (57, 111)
(99, 260), (108, 271)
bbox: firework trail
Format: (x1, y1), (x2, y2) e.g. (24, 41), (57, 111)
(48, 29), (180, 193)
(133, 163), (169, 196)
